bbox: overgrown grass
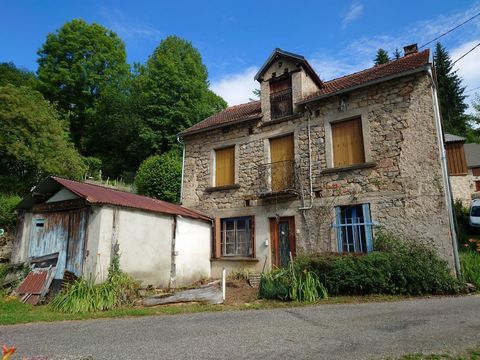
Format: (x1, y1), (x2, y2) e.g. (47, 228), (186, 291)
(391, 345), (480, 359)
(460, 251), (480, 288)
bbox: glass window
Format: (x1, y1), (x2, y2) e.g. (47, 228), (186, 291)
(221, 217), (253, 257)
(335, 204), (373, 253)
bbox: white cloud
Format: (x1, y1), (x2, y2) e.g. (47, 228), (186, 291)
(210, 67), (259, 106)
(99, 7), (162, 40)
(342, 2), (364, 29)
(451, 40), (480, 112)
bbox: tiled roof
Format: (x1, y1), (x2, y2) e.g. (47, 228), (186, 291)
(444, 133), (467, 143)
(301, 50), (430, 102)
(181, 100), (261, 136)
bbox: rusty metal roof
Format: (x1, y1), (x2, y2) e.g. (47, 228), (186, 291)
(17, 269), (49, 295)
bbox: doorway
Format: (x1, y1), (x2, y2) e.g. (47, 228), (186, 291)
(269, 216), (296, 268)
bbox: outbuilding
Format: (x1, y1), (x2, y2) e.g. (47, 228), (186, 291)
(12, 176), (212, 288)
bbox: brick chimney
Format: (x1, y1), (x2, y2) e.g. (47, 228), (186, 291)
(403, 44), (418, 57)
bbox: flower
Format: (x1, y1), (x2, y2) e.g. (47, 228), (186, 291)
(2, 345), (16, 360)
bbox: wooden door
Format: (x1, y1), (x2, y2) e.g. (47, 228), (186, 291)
(269, 217), (296, 268)
(332, 117), (365, 167)
(270, 135), (294, 191)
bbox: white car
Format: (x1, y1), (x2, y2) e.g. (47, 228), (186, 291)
(469, 199), (480, 228)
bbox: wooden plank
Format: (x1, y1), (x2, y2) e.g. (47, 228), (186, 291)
(215, 147), (235, 186)
(270, 134), (294, 191)
(332, 118), (365, 167)
(270, 77), (292, 94)
(141, 284), (223, 306)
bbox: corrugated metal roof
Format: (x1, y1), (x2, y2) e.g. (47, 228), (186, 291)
(464, 143), (480, 168)
(52, 177), (211, 221)
(444, 133), (467, 143)
(17, 269), (49, 295)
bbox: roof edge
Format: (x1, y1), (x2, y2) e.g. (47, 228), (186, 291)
(180, 114), (262, 137)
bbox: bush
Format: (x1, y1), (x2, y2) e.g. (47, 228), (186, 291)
(460, 251), (480, 288)
(259, 266), (328, 302)
(0, 193), (21, 231)
(135, 151), (182, 203)
(294, 233), (461, 296)
(50, 255), (138, 313)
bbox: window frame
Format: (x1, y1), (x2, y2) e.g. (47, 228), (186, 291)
(269, 76), (293, 120)
(218, 216), (255, 258)
(334, 204), (374, 254)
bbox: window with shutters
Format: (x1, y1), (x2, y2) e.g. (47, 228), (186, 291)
(331, 117), (365, 167)
(270, 77), (293, 120)
(217, 217), (254, 257)
(445, 142), (467, 175)
(333, 204), (374, 254)
(215, 146), (235, 186)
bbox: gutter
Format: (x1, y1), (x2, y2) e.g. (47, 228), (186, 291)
(180, 115), (262, 138)
(176, 134), (186, 205)
(427, 67), (461, 278)
(297, 65), (431, 105)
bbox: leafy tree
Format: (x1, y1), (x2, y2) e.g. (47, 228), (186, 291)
(374, 49), (390, 65)
(393, 48), (401, 60)
(36, 19), (130, 151)
(434, 42), (468, 135)
(134, 35), (226, 157)
(135, 151), (182, 203)
(0, 62), (38, 88)
(0, 84), (86, 194)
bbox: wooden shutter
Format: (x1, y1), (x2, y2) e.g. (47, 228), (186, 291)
(445, 142), (467, 175)
(270, 134), (294, 191)
(214, 218), (221, 258)
(270, 77), (291, 94)
(215, 147), (235, 186)
(332, 118), (365, 167)
(473, 168), (480, 176)
(475, 181), (480, 192)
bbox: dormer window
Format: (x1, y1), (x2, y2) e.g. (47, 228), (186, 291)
(270, 76), (293, 120)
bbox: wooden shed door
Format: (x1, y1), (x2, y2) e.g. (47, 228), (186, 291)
(332, 118), (365, 167)
(270, 135), (294, 191)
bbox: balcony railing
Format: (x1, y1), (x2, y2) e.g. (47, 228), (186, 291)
(270, 88), (293, 120)
(258, 160), (296, 195)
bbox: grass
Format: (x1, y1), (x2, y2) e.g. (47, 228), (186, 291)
(460, 251), (480, 288)
(0, 293), (469, 326)
(389, 345), (480, 359)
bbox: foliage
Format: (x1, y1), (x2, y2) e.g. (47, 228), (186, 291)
(37, 19), (131, 151)
(462, 238), (480, 253)
(0, 194), (21, 231)
(460, 251), (480, 288)
(259, 264), (328, 302)
(135, 151), (182, 203)
(50, 254), (138, 314)
(294, 233), (461, 296)
(83, 156), (103, 179)
(393, 48), (401, 60)
(134, 35), (227, 156)
(0, 62), (38, 88)
(374, 48), (390, 65)
(434, 42), (469, 136)
(0, 84), (86, 194)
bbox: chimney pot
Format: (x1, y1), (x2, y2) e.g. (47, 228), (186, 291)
(403, 44), (418, 57)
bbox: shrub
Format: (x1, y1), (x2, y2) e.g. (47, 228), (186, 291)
(0, 193), (21, 231)
(135, 151), (182, 203)
(295, 233), (461, 296)
(460, 251), (480, 288)
(50, 254), (138, 313)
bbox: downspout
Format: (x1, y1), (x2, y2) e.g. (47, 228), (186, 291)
(427, 67), (461, 277)
(177, 134), (186, 205)
(298, 105), (314, 210)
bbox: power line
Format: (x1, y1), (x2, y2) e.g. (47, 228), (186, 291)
(452, 41), (480, 66)
(419, 11), (480, 49)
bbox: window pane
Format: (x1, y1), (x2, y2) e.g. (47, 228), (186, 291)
(220, 217), (253, 257)
(337, 205), (371, 254)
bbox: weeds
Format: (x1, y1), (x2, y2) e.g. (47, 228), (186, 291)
(460, 251), (480, 288)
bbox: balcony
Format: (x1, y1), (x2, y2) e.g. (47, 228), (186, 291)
(270, 88), (293, 120)
(257, 160), (297, 197)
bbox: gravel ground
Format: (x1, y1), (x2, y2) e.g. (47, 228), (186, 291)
(1, 295), (479, 360)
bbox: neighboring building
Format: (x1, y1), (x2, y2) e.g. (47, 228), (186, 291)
(180, 45), (458, 277)
(12, 176), (212, 288)
(445, 133), (480, 207)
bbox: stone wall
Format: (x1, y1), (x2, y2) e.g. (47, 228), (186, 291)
(182, 71), (455, 272)
(450, 170), (480, 208)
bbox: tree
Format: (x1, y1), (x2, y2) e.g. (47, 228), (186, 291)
(134, 36), (226, 157)
(135, 151), (182, 203)
(36, 19), (130, 151)
(434, 43), (468, 135)
(0, 62), (38, 88)
(0, 84), (86, 194)
(374, 49), (390, 65)
(393, 48), (401, 60)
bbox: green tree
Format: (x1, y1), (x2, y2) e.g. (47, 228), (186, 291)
(0, 85), (86, 194)
(374, 49), (390, 65)
(134, 35), (226, 157)
(434, 42), (468, 135)
(0, 62), (38, 88)
(36, 19), (130, 151)
(135, 151), (182, 203)
(393, 48), (401, 60)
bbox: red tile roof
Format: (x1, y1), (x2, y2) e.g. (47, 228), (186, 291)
(52, 177), (211, 221)
(181, 50), (430, 135)
(181, 100), (261, 136)
(301, 49), (430, 102)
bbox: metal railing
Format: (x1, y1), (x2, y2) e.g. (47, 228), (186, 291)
(257, 160), (296, 195)
(270, 88), (293, 119)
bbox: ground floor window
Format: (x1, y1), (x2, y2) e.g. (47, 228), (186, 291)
(221, 217), (254, 257)
(334, 204), (373, 253)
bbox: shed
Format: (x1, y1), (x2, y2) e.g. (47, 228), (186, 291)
(12, 177), (212, 288)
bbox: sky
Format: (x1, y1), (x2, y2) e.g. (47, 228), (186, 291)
(1, 0), (480, 110)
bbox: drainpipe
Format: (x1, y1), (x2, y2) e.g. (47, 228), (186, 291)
(428, 67), (461, 278)
(299, 105), (314, 210)
(177, 134), (186, 205)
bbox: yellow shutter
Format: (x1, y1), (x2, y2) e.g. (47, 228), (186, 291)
(215, 147), (235, 186)
(270, 134), (294, 191)
(332, 118), (365, 167)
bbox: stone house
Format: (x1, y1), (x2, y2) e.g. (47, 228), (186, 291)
(445, 133), (480, 207)
(179, 45), (459, 277)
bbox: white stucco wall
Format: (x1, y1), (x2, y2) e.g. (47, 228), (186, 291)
(82, 206), (102, 282)
(46, 188), (79, 203)
(174, 216), (211, 286)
